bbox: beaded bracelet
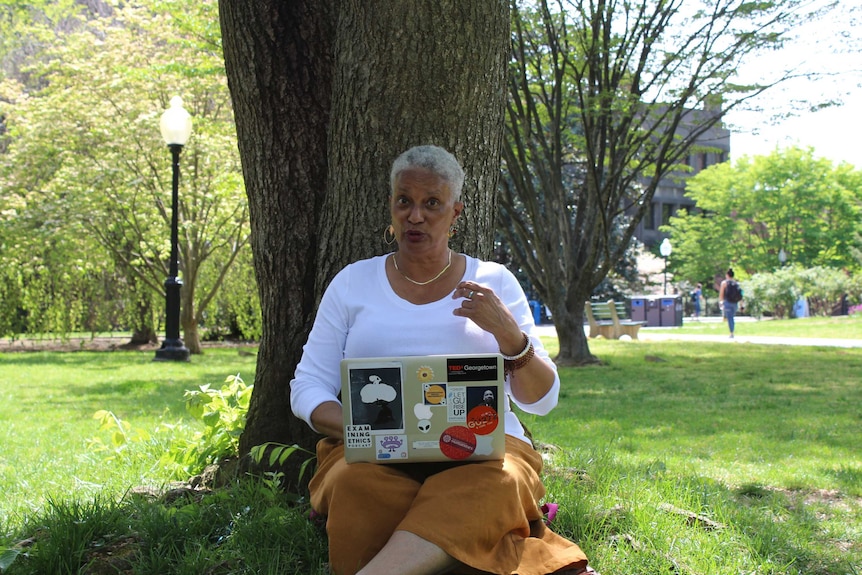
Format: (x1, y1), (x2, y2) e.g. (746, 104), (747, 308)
(501, 331), (535, 376)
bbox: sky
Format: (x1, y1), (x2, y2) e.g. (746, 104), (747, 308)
(727, 93), (862, 168)
(722, 1), (862, 168)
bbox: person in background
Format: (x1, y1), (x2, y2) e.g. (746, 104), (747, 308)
(718, 269), (742, 338)
(691, 282), (703, 320)
(290, 145), (596, 575)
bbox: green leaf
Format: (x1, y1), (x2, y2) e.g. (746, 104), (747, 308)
(201, 411), (220, 428)
(0, 547), (22, 570)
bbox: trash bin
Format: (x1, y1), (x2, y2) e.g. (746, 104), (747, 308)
(629, 297), (646, 323)
(628, 295), (683, 327)
(646, 297), (661, 327)
(660, 295), (683, 327)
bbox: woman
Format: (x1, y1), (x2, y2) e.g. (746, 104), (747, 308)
(718, 268), (740, 338)
(291, 145), (594, 575)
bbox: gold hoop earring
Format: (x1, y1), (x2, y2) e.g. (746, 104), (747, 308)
(448, 226), (456, 239)
(383, 224), (396, 245)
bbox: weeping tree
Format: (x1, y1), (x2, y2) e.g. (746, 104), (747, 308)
(501, 0), (837, 365)
(220, 0), (509, 489)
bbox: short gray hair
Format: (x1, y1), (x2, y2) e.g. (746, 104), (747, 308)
(390, 145), (465, 201)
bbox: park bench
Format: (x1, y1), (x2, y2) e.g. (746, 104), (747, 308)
(585, 300), (646, 340)
(584, 300), (617, 339)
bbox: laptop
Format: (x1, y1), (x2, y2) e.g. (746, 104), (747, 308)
(340, 354), (506, 464)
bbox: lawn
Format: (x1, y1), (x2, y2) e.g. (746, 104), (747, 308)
(1, 333), (860, 574)
(0, 348), (257, 521)
(659, 312), (862, 339)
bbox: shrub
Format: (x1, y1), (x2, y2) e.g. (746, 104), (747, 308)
(741, 267), (799, 319)
(798, 266), (853, 316)
(89, 374), (253, 479)
(742, 266), (858, 319)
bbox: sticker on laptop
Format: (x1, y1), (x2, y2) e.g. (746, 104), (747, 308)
(446, 356), (500, 382)
(417, 365), (435, 382)
(439, 425), (477, 460)
(375, 434), (408, 460)
(344, 424), (373, 449)
(345, 364), (405, 433)
(447, 386), (467, 422)
(467, 405), (499, 435)
(423, 383), (446, 405)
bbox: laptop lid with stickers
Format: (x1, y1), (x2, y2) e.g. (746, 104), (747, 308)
(340, 354), (505, 464)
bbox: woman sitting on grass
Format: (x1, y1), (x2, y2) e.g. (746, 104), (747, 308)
(290, 145), (597, 575)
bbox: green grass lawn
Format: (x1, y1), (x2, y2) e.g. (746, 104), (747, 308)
(659, 312), (862, 339)
(1, 335), (860, 574)
(0, 348), (257, 522)
(534, 339), (862, 493)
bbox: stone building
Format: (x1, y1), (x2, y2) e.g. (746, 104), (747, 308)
(634, 108), (731, 248)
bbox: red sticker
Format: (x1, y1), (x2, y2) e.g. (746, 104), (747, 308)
(466, 405), (499, 435)
(439, 426), (477, 460)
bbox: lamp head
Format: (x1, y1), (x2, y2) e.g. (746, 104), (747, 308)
(659, 238), (672, 257)
(160, 96), (192, 146)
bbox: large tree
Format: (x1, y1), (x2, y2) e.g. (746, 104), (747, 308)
(220, 1), (509, 488)
(501, 0), (837, 365)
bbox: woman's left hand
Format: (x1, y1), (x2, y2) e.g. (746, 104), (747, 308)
(453, 281), (524, 356)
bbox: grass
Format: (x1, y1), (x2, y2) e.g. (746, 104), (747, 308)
(660, 312), (862, 339)
(0, 348), (257, 522)
(1, 332), (861, 574)
(534, 339), (861, 493)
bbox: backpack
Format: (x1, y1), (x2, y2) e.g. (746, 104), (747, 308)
(724, 280), (743, 303)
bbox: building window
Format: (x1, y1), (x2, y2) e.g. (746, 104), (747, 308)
(662, 203), (674, 226)
(645, 202), (657, 230)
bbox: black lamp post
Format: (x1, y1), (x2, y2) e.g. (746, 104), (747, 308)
(659, 238), (672, 295)
(154, 96), (192, 362)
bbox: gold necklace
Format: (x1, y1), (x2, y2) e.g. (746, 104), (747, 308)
(392, 249), (452, 286)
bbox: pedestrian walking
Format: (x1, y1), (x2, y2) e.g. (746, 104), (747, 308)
(718, 269), (743, 338)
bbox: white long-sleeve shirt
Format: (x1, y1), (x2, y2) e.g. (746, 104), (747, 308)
(289, 254), (560, 445)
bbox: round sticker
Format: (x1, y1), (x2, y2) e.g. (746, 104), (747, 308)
(417, 366), (435, 382)
(439, 426), (476, 460)
(466, 405), (499, 435)
(423, 384), (446, 405)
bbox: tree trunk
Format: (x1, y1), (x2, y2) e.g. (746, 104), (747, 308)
(317, 0), (509, 287)
(221, 0), (509, 490)
(219, 0), (335, 491)
(180, 261), (201, 354)
(554, 300), (599, 366)
(128, 278), (158, 345)
(181, 301), (201, 354)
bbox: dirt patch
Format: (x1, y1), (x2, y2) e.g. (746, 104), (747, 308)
(0, 336), (255, 353)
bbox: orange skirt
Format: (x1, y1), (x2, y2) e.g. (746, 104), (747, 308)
(309, 436), (588, 575)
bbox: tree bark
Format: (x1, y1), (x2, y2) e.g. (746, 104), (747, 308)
(220, 0), (335, 490)
(317, 0), (509, 290)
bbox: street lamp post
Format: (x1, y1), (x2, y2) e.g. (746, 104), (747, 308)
(154, 96), (192, 362)
(659, 238), (672, 295)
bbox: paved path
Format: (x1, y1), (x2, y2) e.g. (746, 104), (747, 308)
(534, 322), (862, 348)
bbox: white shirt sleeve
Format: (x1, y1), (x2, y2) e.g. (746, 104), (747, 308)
(289, 268), (351, 431)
